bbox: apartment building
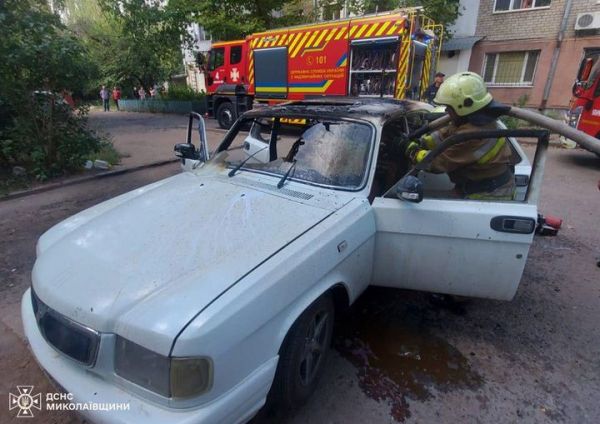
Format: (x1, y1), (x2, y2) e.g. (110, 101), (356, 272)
(469, 0), (600, 109)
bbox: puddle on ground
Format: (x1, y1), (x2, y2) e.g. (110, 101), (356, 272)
(334, 287), (482, 422)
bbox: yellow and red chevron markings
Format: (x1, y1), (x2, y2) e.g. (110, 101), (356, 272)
(249, 16), (407, 59)
(395, 29), (410, 98)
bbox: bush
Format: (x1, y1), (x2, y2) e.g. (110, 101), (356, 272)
(1, 96), (106, 180)
(162, 85), (206, 101)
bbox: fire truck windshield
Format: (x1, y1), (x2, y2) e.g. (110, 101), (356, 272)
(212, 117), (374, 191)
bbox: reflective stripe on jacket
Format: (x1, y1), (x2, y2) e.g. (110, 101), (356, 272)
(414, 120), (518, 185)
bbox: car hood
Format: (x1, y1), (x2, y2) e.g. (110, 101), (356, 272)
(32, 172), (335, 354)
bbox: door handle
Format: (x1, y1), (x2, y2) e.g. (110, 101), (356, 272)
(490, 216), (535, 234)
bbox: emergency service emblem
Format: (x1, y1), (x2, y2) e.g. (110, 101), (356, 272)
(230, 68), (240, 82)
(9, 385), (42, 418)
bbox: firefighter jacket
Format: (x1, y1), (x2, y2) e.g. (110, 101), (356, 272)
(414, 120), (519, 199)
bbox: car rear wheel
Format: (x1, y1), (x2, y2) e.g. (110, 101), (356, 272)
(269, 294), (334, 410)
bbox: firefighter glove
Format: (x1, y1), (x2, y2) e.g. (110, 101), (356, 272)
(404, 141), (420, 159)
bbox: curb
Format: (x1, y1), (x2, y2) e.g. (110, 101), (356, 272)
(1, 159), (179, 202)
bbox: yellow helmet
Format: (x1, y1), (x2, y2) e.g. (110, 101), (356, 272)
(433, 72), (493, 117)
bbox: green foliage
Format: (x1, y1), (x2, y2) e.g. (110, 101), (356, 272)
(0, 0), (106, 180)
(64, 0), (190, 91)
(92, 141), (121, 166)
(176, 0), (310, 41)
(163, 85), (207, 101)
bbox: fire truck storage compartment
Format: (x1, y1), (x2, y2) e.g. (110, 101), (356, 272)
(254, 47), (288, 99)
(408, 40), (427, 99)
(349, 37), (398, 97)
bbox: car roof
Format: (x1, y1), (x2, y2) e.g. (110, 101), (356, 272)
(243, 97), (432, 123)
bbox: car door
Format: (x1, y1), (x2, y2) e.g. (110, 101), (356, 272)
(370, 129), (543, 301)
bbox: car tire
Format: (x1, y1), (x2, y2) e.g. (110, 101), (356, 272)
(269, 294), (334, 411)
(217, 102), (236, 130)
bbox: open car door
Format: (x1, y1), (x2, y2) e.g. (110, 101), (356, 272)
(371, 129), (549, 301)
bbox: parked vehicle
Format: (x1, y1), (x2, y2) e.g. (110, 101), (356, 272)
(569, 49), (600, 156)
(23, 98), (550, 424)
(199, 10), (443, 129)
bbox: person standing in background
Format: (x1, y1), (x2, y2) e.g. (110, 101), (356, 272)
(100, 85), (110, 111)
(138, 87), (146, 100)
(112, 86), (121, 111)
(424, 72), (445, 104)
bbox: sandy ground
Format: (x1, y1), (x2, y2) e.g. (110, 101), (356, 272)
(1, 111), (599, 423)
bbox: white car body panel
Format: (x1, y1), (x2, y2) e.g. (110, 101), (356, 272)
(371, 197), (536, 300)
(32, 172), (336, 355)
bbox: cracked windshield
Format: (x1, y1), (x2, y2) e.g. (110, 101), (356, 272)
(217, 117), (373, 189)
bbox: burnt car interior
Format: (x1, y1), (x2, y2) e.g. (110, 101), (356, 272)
(369, 111), (428, 202)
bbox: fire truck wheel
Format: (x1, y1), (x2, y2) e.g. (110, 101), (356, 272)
(217, 102), (236, 130)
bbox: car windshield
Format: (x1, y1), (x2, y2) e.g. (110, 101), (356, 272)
(211, 117), (374, 190)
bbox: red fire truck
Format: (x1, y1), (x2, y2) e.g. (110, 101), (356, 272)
(199, 10), (442, 128)
(569, 49), (600, 154)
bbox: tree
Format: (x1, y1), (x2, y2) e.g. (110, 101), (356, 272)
(63, 0), (192, 91)
(175, 0), (311, 41)
(0, 0), (103, 179)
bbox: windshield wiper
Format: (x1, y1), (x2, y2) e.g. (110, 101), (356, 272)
(228, 146), (269, 177)
(277, 160), (297, 189)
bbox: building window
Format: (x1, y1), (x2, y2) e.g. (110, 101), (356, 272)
(483, 51), (540, 86)
(494, 0), (551, 12)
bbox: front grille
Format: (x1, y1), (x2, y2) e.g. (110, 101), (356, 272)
(31, 289), (100, 366)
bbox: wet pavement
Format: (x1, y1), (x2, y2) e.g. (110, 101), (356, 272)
(335, 289), (483, 421)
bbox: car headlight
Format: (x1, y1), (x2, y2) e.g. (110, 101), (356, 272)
(114, 336), (213, 399)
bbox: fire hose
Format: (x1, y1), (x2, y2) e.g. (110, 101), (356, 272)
(409, 105), (600, 156)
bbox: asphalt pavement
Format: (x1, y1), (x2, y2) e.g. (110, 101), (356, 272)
(1, 111), (599, 423)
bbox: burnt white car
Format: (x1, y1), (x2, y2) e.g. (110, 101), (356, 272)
(22, 99), (547, 423)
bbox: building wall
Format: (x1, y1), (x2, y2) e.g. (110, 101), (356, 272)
(471, 0), (600, 109)
(438, 0), (481, 76)
(452, 0), (481, 36)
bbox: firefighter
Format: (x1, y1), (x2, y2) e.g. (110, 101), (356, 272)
(405, 72), (518, 200)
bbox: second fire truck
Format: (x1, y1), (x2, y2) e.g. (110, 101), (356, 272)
(569, 49), (600, 155)
(198, 10), (443, 128)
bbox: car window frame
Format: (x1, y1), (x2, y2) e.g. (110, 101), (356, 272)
(213, 115), (378, 193)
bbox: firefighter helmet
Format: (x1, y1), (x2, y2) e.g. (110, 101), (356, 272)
(433, 72), (493, 117)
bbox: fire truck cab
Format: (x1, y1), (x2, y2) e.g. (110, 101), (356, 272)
(200, 10), (442, 129)
(569, 49), (600, 154)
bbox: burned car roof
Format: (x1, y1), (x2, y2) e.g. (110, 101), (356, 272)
(242, 97), (432, 123)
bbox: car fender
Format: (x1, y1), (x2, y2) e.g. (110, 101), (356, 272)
(169, 199), (375, 406)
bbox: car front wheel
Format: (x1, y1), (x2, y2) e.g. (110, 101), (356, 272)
(216, 102), (235, 129)
(269, 294), (334, 410)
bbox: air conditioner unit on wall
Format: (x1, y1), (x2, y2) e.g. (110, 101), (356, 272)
(575, 12), (600, 31)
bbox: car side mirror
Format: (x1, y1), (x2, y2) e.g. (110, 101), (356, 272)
(396, 175), (424, 203)
(174, 143), (199, 160)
